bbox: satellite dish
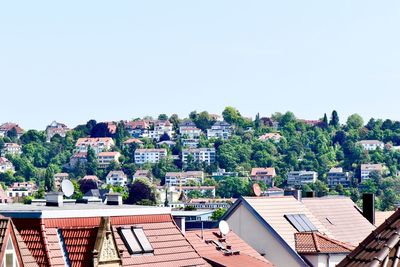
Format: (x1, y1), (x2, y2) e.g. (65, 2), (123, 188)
(253, 183), (262, 197)
(219, 220), (230, 236)
(61, 180), (75, 198)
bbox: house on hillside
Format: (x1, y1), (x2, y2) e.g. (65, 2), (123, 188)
(97, 151), (120, 169)
(0, 123), (24, 138)
(207, 121), (232, 140)
(358, 140), (385, 151)
(0, 157), (14, 173)
(75, 137), (114, 154)
(134, 148), (167, 164)
(1, 143), (22, 156)
(287, 171), (317, 186)
(182, 148), (216, 165)
(45, 121), (69, 142)
(327, 167), (351, 188)
(250, 168), (276, 185)
(106, 170), (127, 186)
(360, 163), (383, 181)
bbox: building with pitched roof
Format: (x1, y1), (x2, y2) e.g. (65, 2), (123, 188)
(134, 149), (167, 164)
(0, 123), (24, 138)
(165, 171), (204, 186)
(75, 137), (114, 154)
(0, 197), (209, 267)
(360, 163), (384, 181)
(186, 228), (274, 267)
(1, 143), (22, 156)
(0, 157), (14, 173)
(358, 140), (385, 151)
(45, 121), (69, 142)
(0, 216), (38, 267)
(206, 121), (232, 140)
(337, 208), (400, 267)
(97, 151), (121, 169)
(251, 168), (276, 185)
(106, 171), (128, 186)
(258, 133), (282, 142)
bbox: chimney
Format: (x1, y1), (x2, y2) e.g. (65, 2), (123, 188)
(45, 192), (64, 207)
(174, 217), (186, 235)
(106, 193), (122, 206)
(284, 189), (302, 201)
(363, 193), (375, 224)
(306, 191), (315, 198)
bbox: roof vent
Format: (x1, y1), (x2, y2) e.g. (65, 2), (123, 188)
(106, 193), (122, 206)
(45, 192), (64, 207)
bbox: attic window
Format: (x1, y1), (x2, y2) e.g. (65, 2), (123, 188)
(119, 227), (154, 255)
(284, 214), (318, 232)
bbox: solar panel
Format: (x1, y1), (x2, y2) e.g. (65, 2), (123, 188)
(119, 228), (142, 254)
(133, 228), (154, 253)
(285, 214), (318, 232)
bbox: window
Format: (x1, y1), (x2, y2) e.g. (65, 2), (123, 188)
(284, 214), (318, 232)
(119, 227), (154, 255)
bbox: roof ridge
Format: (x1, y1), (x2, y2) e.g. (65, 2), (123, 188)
(312, 232), (320, 252)
(314, 232), (355, 251)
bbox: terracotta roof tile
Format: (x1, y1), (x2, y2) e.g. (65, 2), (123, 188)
(338, 209), (400, 266)
(186, 229), (274, 267)
(295, 232), (355, 254)
(61, 227), (97, 267)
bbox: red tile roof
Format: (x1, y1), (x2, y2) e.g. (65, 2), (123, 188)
(251, 168), (276, 177)
(186, 229), (274, 267)
(338, 208), (400, 267)
(12, 214), (208, 267)
(295, 232), (355, 254)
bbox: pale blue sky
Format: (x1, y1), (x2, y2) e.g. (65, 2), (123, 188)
(1, 1), (400, 129)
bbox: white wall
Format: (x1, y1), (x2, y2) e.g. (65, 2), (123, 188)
(226, 204), (304, 267)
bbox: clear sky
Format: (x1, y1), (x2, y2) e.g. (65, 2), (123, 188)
(1, 1), (400, 130)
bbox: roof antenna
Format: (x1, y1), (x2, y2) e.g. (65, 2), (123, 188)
(201, 221), (204, 240)
(61, 179), (75, 199)
(219, 220), (230, 238)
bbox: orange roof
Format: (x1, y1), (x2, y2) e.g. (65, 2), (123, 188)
(97, 151), (120, 157)
(251, 168), (276, 177)
(123, 138), (143, 144)
(186, 229), (274, 267)
(12, 214), (209, 267)
(295, 232), (354, 254)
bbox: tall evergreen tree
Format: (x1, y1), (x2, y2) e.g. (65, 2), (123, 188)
(44, 166), (55, 192)
(329, 110), (340, 127)
(86, 146), (98, 175)
(255, 113), (261, 129)
(322, 113), (328, 128)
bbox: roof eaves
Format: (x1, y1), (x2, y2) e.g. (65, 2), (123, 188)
(221, 196), (309, 267)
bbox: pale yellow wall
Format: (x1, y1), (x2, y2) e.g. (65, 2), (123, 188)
(226, 204), (304, 267)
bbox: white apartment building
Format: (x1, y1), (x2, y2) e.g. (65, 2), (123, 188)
(287, 171), (318, 186)
(182, 138), (199, 148)
(106, 170), (128, 186)
(206, 121), (232, 140)
(75, 137), (114, 154)
(1, 143), (22, 156)
(165, 171), (204, 186)
(134, 148), (167, 164)
(327, 167), (350, 188)
(360, 164), (383, 181)
(358, 140), (385, 151)
(97, 152), (121, 169)
(182, 148), (216, 165)
(148, 120), (174, 141)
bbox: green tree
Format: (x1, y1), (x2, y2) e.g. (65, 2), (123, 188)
(211, 208), (227, 221)
(126, 178), (156, 205)
(158, 114), (168, 121)
(44, 166), (56, 192)
(86, 146), (98, 175)
(329, 110), (340, 127)
(347, 114), (364, 129)
(222, 106), (242, 125)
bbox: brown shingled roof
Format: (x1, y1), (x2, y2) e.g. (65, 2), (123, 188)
(338, 208), (400, 267)
(295, 232), (355, 254)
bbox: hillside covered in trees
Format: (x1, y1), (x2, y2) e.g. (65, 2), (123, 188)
(1, 108), (400, 210)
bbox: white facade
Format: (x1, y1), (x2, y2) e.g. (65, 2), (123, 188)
(106, 171), (128, 186)
(358, 140), (384, 151)
(165, 171), (204, 186)
(206, 121), (232, 140)
(148, 121), (174, 141)
(360, 164), (383, 181)
(1, 143), (21, 156)
(134, 149), (167, 164)
(0, 157), (14, 173)
(182, 138), (199, 148)
(287, 171), (317, 186)
(182, 148), (216, 165)
(97, 152), (120, 169)
(75, 137), (114, 154)
(46, 121), (69, 142)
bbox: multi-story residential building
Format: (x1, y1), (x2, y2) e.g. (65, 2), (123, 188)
(182, 138), (199, 148)
(125, 120), (150, 138)
(258, 133), (282, 142)
(211, 169), (238, 179)
(97, 151), (121, 169)
(251, 167), (277, 185)
(327, 167), (350, 188)
(0, 157), (14, 173)
(0, 123), (24, 138)
(287, 171), (318, 186)
(206, 121), (232, 140)
(360, 163), (383, 181)
(179, 120), (196, 130)
(179, 121), (202, 139)
(1, 143), (22, 156)
(75, 137), (114, 154)
(134, 148), (167, 164)
(54, 173), (69, 190)
(165, 171), (204, 186)
(148, 120), (174, 141)
(7, 182), (37, 198)
(182, 148), (216, 165)
(45, 121), (69, 142)
(358, 140), (385, 151)
(122, 138), (143, 147)
(106, 170), (128, 186)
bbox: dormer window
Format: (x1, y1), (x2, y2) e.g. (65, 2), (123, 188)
(118, 227), (154, 255)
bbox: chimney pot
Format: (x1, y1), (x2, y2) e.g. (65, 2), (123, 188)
(363, 193), (375, 224)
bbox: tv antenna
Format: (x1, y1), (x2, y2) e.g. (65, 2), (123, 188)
(61, 179), (75, 198)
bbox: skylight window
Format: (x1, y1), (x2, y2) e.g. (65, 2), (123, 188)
(119, 227), (154, 255)
(284, 214), (318, 232)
